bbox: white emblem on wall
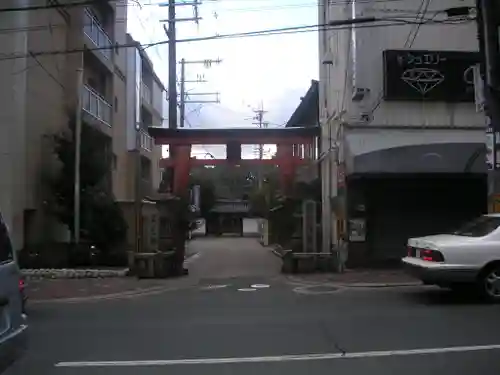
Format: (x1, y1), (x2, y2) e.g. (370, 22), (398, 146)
(401, 68), (445, 95)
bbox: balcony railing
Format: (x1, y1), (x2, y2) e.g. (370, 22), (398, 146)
(83, 8), (112, 60)
(82, 85), (112, 126)
(140, 130), (153, 151)
(141, 82), (152, 105)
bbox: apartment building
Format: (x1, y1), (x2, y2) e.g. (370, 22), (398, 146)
(0, 0), (132, 250)
(318, 0), (486, 266)
(121, 33), (164, 253)
(124, 33), (163, 202)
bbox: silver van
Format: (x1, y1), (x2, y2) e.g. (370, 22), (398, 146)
(0, 213), (27, 372)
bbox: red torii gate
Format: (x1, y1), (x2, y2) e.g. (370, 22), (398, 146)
(148, 127), (320, 195)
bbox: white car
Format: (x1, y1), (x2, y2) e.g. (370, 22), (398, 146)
(402, 214), (500, 301)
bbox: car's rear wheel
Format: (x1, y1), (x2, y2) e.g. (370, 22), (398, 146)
(478, 265), (500, 302)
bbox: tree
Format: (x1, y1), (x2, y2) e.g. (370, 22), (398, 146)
(49, 117), (127, 251)
(248, 179), (280, 218)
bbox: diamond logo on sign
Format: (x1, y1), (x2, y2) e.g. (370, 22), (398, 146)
(401, 68), (445, 95)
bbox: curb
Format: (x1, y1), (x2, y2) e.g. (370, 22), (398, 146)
(291, 281), (422, 288)
(285, 275), (421, 288)
(29, 254), (202, 304)
(22, 268), (129, 280)
(332, 282), (422, 288)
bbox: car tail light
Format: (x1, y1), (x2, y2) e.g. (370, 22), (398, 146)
(19, 279), (25, 292)
(407, 246), (416, 257)
(420, 249), (444, 262)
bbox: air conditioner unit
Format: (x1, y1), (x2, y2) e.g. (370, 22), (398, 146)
(352, 87), (370, 101)
(322, 50), (334, 65)
(346, 112), (372, 125)
(359, 112), (373, 123)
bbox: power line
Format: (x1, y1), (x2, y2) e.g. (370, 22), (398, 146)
(0, 4), (452, 37)
(406, 0), (432, 47)
(206, 1), (433, 14)
(369, 0), (429, 115)
(179, 58), (221, 127)
(0, 0), (116, 12)
(127, 0), (433, 16)
(0, 16), (473, 63)
(202, 0), (406, 5)
(403, 0), (427, 47)
(370, 1), (461, 116)
(28, 51), (64, 89)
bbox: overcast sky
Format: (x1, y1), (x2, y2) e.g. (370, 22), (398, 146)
(127, 0), (319, 158)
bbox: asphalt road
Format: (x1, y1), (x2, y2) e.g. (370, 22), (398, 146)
(7, 238), (500, 375)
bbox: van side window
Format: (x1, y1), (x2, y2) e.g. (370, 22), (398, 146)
(0, 214), (13, 263)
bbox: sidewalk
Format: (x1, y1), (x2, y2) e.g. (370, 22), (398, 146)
(26, 277), (192, 302)
(285, 269), (420, 287)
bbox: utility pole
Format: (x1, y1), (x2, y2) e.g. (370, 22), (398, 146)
(160, 1), (204, 276)
(251, 103), (268, 189)
(167, 0), (177, 130)
(179, 58), (186, 128)
(476, 0), (500, 212)
(160, 0), (202, 131)
(179, 58), (222, 127)
(74, 67), (84, 245)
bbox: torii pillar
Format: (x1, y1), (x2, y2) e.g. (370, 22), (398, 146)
(172, 145), (191, 195)
(276, 143), (295, 195)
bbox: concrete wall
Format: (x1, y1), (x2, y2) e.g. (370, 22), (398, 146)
(0, 0), (134, 249)
(320, 0), (482, 146)
(0, 0), (29, 250)
(123, 34), (165, 199)
(352, 0), (481, 128)
(125, 45), (138, 151)
(111, 1), (128, 202)
(152, 80), (163, 118)
(112, 70), (128, 201)
(318, 0), (485, 254)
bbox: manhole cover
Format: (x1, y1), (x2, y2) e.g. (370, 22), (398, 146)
(293, 285), (340, 295)
(237, 288), (257, 292)
(251, 284), (270, 289)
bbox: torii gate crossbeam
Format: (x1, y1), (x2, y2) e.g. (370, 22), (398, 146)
(148, 126), (320, 195)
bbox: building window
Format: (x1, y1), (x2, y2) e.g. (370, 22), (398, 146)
(114, 96), (118, 112)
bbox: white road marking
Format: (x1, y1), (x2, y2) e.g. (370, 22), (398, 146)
(55, 344), (500, 368)
(200, 285), (229, 291)
(251, 284), (270, 289)
(237, 288), (257, 292)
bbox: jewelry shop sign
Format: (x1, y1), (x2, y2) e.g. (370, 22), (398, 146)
(383, 50), (479, 102)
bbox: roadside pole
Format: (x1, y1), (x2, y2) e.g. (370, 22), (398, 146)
(476, 0), (500, 212)
(74, 67), (84, 245)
